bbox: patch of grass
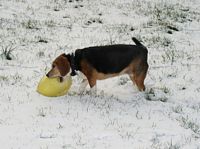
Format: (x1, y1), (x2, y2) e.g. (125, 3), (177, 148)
(145, 87), (169, 102)
(134, 1), (197, 33)
(37, 51), (45, 58)
(106, 33), (118, 45)
(162, 48), (179, 65)
(191, 103), (200, 112)
(22, 19), (39, 29)
(116, 24), (130, 34)
(11, 73), (22, 85)
(137, 35), (173, 48)
(151, 138), (181, 149)
(45, 20), (56, 28)
(172, 105), (183, 114)
(118, 76), (129, 85)
(74, 4), (84, 8)
(178, 116), (200, 136)
(0, 45), (16, 60)
(166, 140), (181, 149)
(145, 88), (156, 101)
(153, 3), (188, 23)
(36, 36), (48, 43)
(38, 108), (46, 117)
(84, 17), (103, 26)
(16, 0), (26, 2)
(151, 35), (173, 47)
(0, 75), (9, 82)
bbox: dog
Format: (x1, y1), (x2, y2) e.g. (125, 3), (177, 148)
(46, 37), (148, 95)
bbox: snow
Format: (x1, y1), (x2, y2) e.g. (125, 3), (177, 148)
(0, 0), (200, 148)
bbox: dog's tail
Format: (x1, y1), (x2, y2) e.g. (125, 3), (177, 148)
(132, 37), (144, 47)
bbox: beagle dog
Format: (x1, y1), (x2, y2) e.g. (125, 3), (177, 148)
(46, 37), (148, 95)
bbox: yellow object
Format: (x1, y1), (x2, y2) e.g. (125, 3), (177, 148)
(37, 76), (72, 97)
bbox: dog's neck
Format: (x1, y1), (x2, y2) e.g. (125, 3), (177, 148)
(64, 53), (77, 76)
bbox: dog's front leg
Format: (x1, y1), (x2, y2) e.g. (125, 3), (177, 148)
(79, 79), (88, 95)
(81, 71), (97, 96)
(90, 85), (97, 96)
(88, 78), (97, 96)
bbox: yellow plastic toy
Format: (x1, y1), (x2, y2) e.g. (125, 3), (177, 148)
(37, 76), (72, 97)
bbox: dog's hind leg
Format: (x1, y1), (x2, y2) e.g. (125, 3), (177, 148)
(134, 63), (148, 91)
(129, 61), (148, 91)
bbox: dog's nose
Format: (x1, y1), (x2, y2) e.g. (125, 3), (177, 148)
(46, 74), (49, 77)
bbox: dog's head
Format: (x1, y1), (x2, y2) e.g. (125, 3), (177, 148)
(46, 53), (70, 81)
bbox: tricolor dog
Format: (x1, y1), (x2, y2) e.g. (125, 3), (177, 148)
(46, 37), (148, 95)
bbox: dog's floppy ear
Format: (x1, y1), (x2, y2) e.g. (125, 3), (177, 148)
(57, 54), (70, 76)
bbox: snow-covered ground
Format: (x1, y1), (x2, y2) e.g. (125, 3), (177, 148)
(0, 0), (200, 148)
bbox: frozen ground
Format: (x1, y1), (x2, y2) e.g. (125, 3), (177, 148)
(0, 0), (200, 148)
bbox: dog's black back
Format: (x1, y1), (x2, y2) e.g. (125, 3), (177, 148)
(75, 44), (147, 74)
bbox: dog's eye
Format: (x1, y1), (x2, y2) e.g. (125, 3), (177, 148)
(52, 64), (55, 68)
